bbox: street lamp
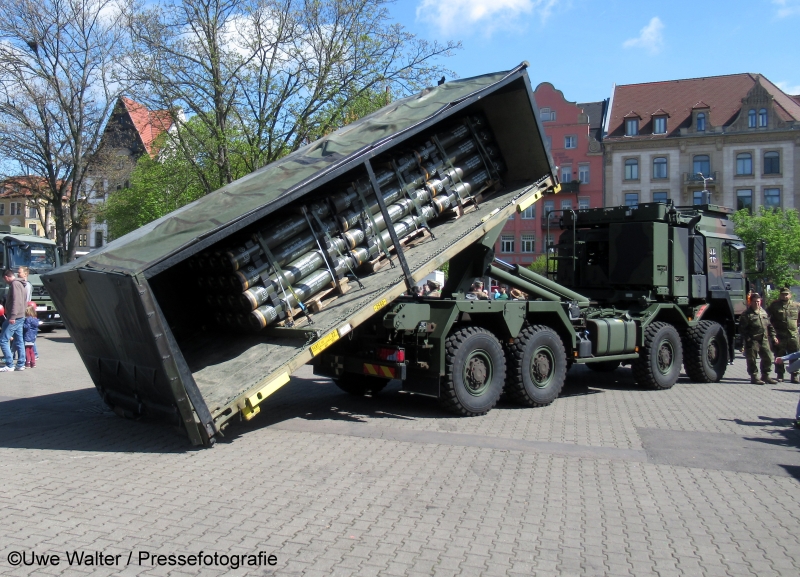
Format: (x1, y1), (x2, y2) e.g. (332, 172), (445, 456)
(697, 172), (714, 204)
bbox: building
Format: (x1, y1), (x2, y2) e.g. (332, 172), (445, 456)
(496, 83), (607, 265)
(603, 73), (800, 212)
(81, 97), (175, 252)
(0, 177), (56, 238)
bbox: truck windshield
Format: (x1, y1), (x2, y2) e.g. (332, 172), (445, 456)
(8, 242), (57, 274)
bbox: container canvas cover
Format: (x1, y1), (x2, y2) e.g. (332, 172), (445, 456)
(67, 66), (536, 277)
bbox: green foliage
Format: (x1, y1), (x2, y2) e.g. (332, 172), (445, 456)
(440, 261), (449, 279)
(527, 254), (548, 275)
(731, 207), (800, 289)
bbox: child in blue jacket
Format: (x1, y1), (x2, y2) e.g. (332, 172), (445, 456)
(23, 305), (39, 368)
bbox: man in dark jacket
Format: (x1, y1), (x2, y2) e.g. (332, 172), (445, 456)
(0, 269), (26, 371)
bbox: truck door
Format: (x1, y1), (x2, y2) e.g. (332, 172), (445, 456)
(722, 242), (746, 314)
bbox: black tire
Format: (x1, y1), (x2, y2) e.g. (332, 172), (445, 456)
(586, 360), (620, 372)
(683, 321), (728, 382)
(333, 374), (389, 396)
(39, 326), (55, 333)
(632, 322), (683, 390)
(440, 326), (506, 416)
(505, 325), (567, 407)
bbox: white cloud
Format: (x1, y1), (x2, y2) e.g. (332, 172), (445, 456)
(776, 81), (800, 95)
(773, 0), (800, 18)
(622, 17), (664, 55)
(415, 0), (558, 37)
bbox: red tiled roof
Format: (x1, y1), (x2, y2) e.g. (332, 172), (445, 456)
(606, 73), (800, 140)
(0, 176), (50, 199)
(120, 97), (174, 157)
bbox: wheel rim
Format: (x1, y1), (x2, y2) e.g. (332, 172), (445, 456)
(530, 346), (555, 388)
(657, 339), (675, 375)
(463, 349), (493, 396)
(706, 336), (719, 365)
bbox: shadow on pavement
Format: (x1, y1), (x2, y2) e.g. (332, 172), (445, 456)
(0, 388), (194, 453)
(725, 415), (800, 450)
(780, 465), (800, 482)
(42, 336), (74, 344)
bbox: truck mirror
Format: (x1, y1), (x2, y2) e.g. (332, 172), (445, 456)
(755, 240), (766, 274)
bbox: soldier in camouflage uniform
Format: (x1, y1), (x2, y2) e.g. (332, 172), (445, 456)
(739, 293), (779, 385)
(767, 287), (800, 383)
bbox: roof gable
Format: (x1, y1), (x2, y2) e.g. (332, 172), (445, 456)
(119, 97), (174, 157)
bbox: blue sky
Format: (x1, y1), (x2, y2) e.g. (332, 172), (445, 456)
(391, 0), (800, 104)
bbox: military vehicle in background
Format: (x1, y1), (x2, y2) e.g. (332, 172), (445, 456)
(0, 225), (62, 331)
(42, 64), (755, 446)
(549, 202), (749, 385)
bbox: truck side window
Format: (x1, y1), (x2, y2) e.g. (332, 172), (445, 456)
(722, 243), (742, 272)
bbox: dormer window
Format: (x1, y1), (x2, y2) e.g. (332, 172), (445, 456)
(748, 109), (756, 128)
(653, 116), (667, 134)
(758, 108), (768, 127)
(625, 118), (639, 136)
(540, 107), (556, 122)
(696, 113), (706, 132)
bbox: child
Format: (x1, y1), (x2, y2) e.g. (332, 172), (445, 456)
(23, 304), (39, 368)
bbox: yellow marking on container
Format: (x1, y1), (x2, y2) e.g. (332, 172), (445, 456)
(242, 371), (291, 420)
(517, 190), (543, 213)
(364, 364), (395, 378)
(480, 208), (500, 223)
(373, 298), (388, 312)
(310, 329), (340, 357)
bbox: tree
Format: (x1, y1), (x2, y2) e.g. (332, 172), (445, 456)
(0, 0), (128, 260)
(731, 207), (800, 291)
(527, 254), (548, 276)
(122, 0), (458, 195)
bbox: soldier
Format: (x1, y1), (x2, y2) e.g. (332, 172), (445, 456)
(426, 280), (442, 298)
(767, 287), (800, 383)
(739, 292), (779, 385)
(466, 280), (489, 300)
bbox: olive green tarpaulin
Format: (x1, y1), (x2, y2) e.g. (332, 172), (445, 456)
(71, 67), (527, 276)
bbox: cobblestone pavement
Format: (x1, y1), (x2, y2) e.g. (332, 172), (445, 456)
(1, 329), (799, 576)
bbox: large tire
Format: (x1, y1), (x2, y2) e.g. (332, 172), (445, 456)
(334, 373), (389, 396)
(440, 326), (506, 416)
(586, 360), (620, 372)
(683, 321), (728, 382)
(632, 322), (683, 390)
(505, 325), (567, 407)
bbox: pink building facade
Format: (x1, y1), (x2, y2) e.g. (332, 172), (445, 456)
(495, 83), (606, 265)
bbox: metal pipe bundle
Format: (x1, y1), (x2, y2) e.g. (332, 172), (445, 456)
(190, 114), (505, 331)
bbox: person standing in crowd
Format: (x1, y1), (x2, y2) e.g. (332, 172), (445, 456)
(495, 287), (509, 300)
(739, 292), (778, 384)
(426, 280), (441, 297)
(466, 280), (489, 300)
(767, 287), (800, 383)
(0, 269), (26, 371)
(23, 304), (39, 368)
(17, 266), (32, 303)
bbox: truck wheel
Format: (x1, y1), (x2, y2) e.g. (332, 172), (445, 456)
(440, 326), (506, 416)
(505, 325), (566, 407)
(683, 321), (728, 383)
(586, 360), (620, 372)
(632, 322), (683, 390)
(334, 374), (389, 396)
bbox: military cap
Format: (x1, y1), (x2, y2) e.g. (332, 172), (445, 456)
(427, 279), (441, 289)
(780, 287), (791, 296)
(750, 292), (761, 300)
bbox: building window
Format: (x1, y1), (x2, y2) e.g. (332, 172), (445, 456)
(693, 155), (710, 177)
(521, 205), (535, 219)
(78, 233), (87, 247)
(578, 165), (590, 184)
(561, 166), (572, 182)
(561, 199), (572, 211)
(95, 231), (104, 248)
(544, 200), (555, 220)
(736, 153), (752, 175)
(564, 135), (577, 149)
(653, 191), (668, 203)
(696, 113), (706, 132)
(758, 108), (768, 127)
(624, 158), (639, 180)
(545, 234), (555, 252)
(0, 204), (5, 216)
(764, 151), (780, 174)
(521, 234), (535, 253)
(652, 157), (667, 179)
(693, 191), (707, 205)
(625, 118), (638, 136)
(500, 235), (514, 253)
(578, 197), (590, 210)
(27, 204), (37, 218)
(10, 202), (20, 216)
(540, 108), (555, 122)
(737, 189), (753, 212)
(748, 109), (756, 128)
(653, 116), (667, 134)
(29, 224), (37, 235)
(764, 187), (781, 209)
(624, 193), (639, 208)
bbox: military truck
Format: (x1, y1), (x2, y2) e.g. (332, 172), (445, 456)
(42, 64), (749, 446)
(0, 225), (62, 330)
(545, 202), (749, 386)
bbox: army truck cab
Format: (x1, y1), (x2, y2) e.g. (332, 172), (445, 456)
(0, 225), (63, 330)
